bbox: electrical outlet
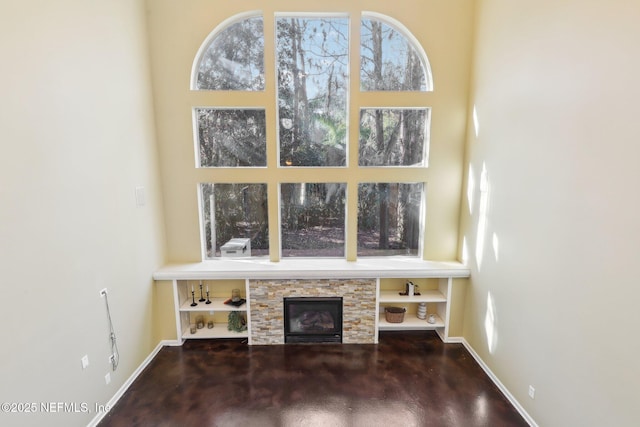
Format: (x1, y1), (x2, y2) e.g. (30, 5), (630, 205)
(81, 355), (89, 370)
(105, 373), (111, 385)
(528, 385), (535, 399)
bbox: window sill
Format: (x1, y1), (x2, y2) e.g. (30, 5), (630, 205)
(153, 258), (469, 281)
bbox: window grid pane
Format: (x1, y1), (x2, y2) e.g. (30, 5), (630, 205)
(357, 183), (423, 257)
(360, 18), (429, 91)
(200, 183), (269, 259)
(196, 108), (267, 167)
(276, 17), (349, 167)
(195, 17), (265, 91)
(359, 108), (429, 167)
(280, 183), (346, 257)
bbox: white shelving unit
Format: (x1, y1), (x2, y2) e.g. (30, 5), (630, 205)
(173, 279), (249, 342)
(377, 278), (454, 341)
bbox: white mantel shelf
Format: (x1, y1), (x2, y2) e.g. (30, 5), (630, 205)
(153, 258), (470, 281)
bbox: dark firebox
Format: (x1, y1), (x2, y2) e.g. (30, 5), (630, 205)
(283, 297), (343, 343)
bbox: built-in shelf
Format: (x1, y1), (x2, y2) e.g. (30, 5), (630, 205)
(379, 290), (447, 303)
(182, 324), (248, 339)
(179, 297), (246, 312)
(377, 276), (457, 339)
(154, 259), (469, 344)
(378, 313), (444, 330)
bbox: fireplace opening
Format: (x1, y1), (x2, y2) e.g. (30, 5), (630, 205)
(283, 297), (342, 343)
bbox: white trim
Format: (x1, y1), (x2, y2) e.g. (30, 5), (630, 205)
(153, 259), (470, 281)
(460, 338), (539, 427)
(374, 278), (380, 343)
(192, 107), (201, 169)
(244, 278), (253, 345)
(196, 183), (207, 261)
(86, 340), (179, 427)
(441, 278), (452, 341)
(172, 280), (183, 343)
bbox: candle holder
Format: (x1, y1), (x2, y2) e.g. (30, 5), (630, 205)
(190, 290), (197, 307)
(198, 282), (206, 302)
(205, 290), (211, 304)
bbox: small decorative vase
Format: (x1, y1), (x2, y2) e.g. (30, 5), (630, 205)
(196, 315), (205, 329)
(417, 302), (427, 320)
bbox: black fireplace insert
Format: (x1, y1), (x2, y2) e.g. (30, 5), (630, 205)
(283, 297), (343, 343)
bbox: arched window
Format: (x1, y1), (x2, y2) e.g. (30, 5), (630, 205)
(360, 12), (432, 91)
(192, 13), (264, 91)
(192, 12), (432, 260)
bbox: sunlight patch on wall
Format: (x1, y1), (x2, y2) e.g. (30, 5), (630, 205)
(461, 236), (469, 265)
(492, 232), (499, 262)
(466, 163), (475, 215)
(472, 104), (480, 138)
(484, 291), (498, 354)
(475, 163), (490, 271)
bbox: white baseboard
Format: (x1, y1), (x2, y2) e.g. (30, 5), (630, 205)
(460, 338), (538, 427)
(86, 339), (179, 427)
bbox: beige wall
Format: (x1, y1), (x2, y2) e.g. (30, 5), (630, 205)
(146, 0), (474, 262)
(0, 1), (166, 426)
(460, 0), (640, 425)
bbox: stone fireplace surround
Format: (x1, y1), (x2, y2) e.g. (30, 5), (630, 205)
(249, 278), (377, 345)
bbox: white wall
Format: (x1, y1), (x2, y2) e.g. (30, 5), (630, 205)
(460, 0), (640, 425)
(0, 1), (165, 426)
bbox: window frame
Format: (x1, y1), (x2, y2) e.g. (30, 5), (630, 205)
(192, 11), (433, 261)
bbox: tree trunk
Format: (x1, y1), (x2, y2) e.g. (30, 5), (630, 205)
(292, 19), (309, 148)
(378, 183), (389, 249)
(371, 22), (390, 249)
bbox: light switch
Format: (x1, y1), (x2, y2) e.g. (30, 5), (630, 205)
(135, 186), (146, 207)
(81, 355), (89, 370)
